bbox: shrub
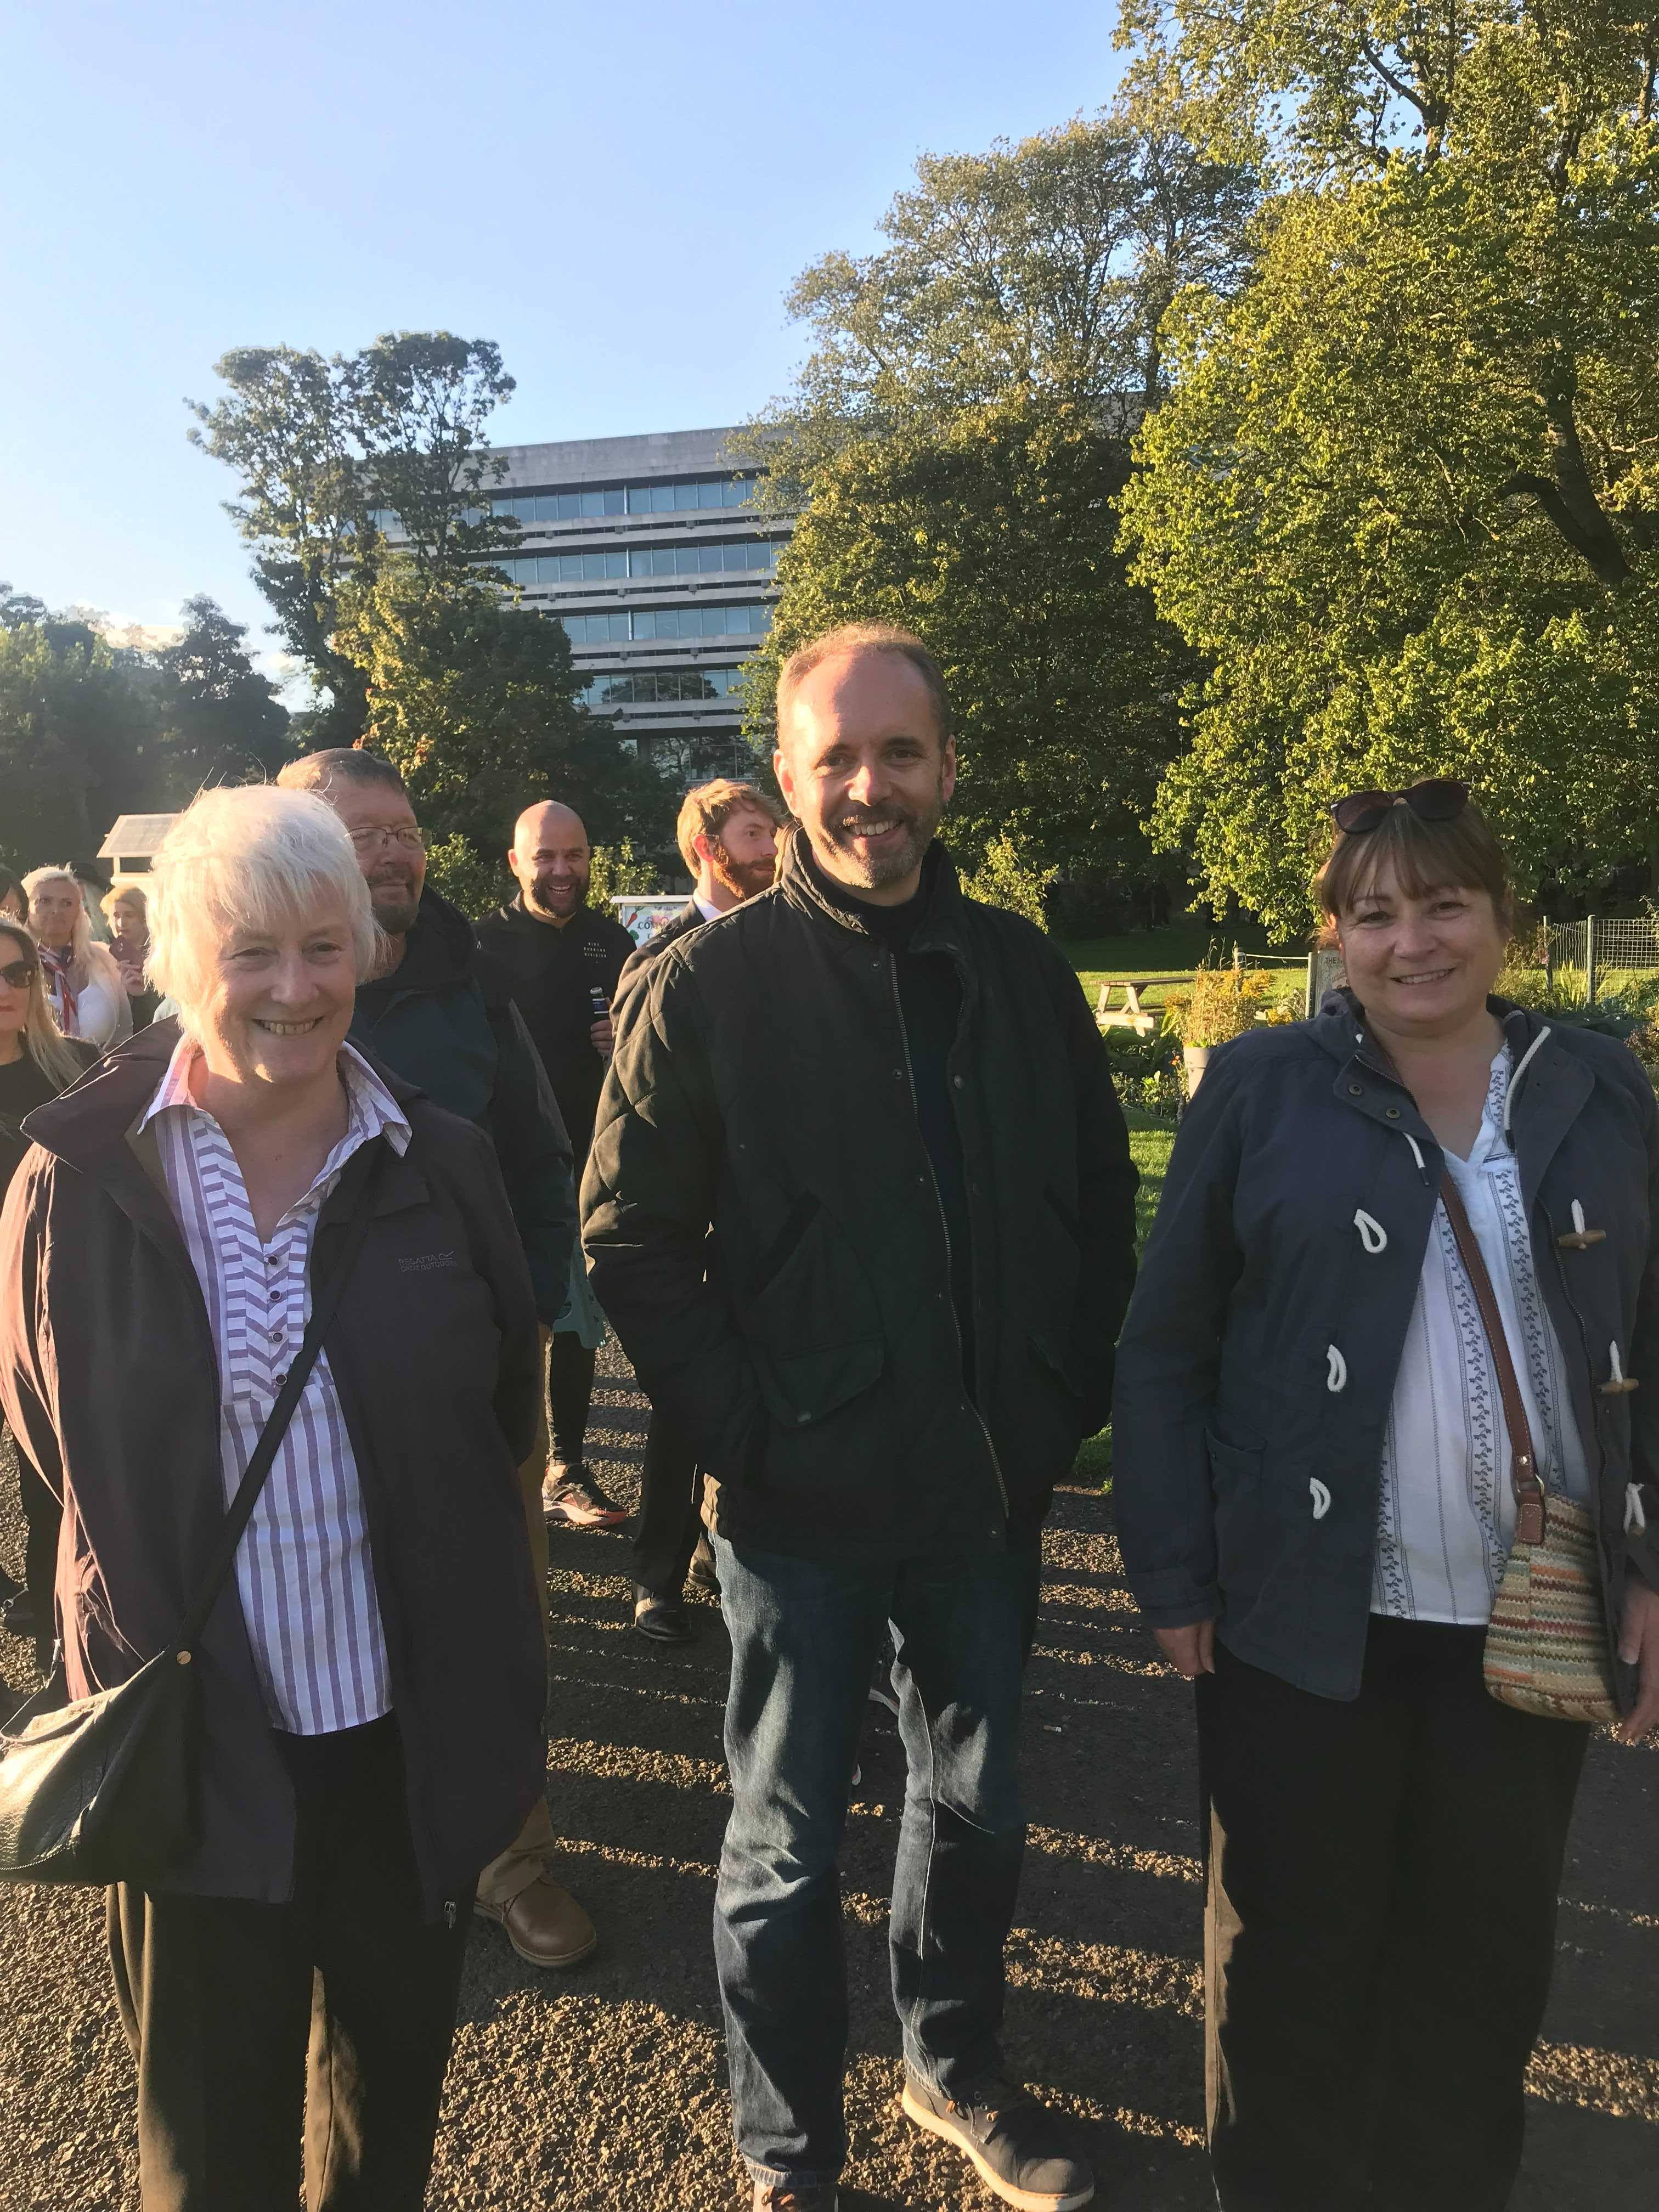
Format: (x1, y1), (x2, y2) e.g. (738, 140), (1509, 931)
(1161, 961), (1282, 1047)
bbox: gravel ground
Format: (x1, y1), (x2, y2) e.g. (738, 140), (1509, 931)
(2, 1341), (1656, 2211)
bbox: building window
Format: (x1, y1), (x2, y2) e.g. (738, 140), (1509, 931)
(629, 540), (780, 577)
(492, 475), (761, 526)
(560, 604), (771, 646)
(578, 666), (747, 707)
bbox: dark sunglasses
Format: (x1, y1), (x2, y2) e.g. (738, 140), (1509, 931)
(0, 958), (38, 991)
(1330, 778), (1470, 836)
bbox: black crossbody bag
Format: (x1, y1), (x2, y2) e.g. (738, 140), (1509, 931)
(0, 1143), (385, 1887)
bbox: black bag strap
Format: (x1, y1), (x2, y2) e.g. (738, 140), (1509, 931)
(174, 1141), (387, 1654)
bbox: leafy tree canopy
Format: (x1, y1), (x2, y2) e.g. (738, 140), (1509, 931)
(1118, 0), (1659, 932)
(738, 102), (1252, 894)
(188, 332), (519, 742)
(338, 557), (672, 865)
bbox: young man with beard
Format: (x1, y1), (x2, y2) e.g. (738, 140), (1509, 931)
(584, 624), (1138, 2212)
(477, 801), (638, 1530)
(614, 778), (784, 1646)
(277, 750), (599, 1973)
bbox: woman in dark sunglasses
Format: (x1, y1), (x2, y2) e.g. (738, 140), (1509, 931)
(1111, 785), (1659, 2210)
(0, 919), (96, 1667)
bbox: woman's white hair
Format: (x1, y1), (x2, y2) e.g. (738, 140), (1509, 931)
(146, 786), (380, 1035)
(21, 866), (93, 978)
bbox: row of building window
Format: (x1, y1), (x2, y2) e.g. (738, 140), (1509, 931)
(578, 666), (747, 707)
(561, 603), (772, 647)
(494, 539), (779, 588)
(494, 475), (761, 525)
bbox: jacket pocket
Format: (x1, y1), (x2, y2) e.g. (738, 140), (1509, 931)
(1205, 1429), (1266, 1577)
(752, 1337), (885, 1430)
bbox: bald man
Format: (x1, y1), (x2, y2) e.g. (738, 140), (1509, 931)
(478, 802), (637, 1527)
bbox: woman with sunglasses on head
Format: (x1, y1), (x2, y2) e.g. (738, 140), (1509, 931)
(1112, 781), (1659, 2212)
(0, 921), (97, 1666)
(21, 864), (132, 1052)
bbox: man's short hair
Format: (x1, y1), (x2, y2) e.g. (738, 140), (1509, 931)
(675, 778), (783, 877)
(774, 623), (950, 746)
(276, 748), (410, 800)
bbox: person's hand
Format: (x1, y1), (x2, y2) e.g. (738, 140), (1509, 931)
(1154, 1620), (1217, 1680)
(1615, 1576), (1659, 1743)
(590, 1015), (614, 1057)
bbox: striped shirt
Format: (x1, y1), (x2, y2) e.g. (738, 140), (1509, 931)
(142, 1037), (411, 1734)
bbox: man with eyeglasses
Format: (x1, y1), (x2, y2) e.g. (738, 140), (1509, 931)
(276, 749), (600, 1974)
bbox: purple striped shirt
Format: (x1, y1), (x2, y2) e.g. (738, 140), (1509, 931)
(142, 1037), (410, 1735)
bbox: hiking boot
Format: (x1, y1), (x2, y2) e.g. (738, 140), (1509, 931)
(633, 1588), (696, 1645)
(749, 2184), (837, 2212)
(900, 2070), (1093, 2211)
(543, 1465), (627, 1528)
(473, 1874), (598, 1968)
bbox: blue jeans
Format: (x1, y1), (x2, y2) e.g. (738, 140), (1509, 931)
(712, 1535), (1040, 2187)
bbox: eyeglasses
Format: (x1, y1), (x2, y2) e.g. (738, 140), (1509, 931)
(347, 826), (426, 854)
(0, 959), (38, 991)
(1330, 778), (1470, 836)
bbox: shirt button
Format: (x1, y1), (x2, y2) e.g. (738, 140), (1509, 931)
(952, 1075), (964, 1089)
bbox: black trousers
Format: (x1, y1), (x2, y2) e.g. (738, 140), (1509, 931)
(108, 1716), (472, 2212)
(1197, 1617), (1588, 2212)
(631, 1407), (704, 1595)
(546, 1330), (596, 1467)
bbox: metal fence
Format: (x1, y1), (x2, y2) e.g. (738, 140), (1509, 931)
(1542, 917), (1659, 1003)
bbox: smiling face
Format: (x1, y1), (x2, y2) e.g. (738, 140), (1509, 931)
(28, 876), (80, 950)
(1335, 855), (1511, 1039)
(774, 650), (956, 905)
(324, 780), (426, 938)
(192, 894), (358, 1096)
(510, 803), (590, 924)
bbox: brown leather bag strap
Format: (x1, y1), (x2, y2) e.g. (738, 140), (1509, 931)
(1437, 1171), (1547, 1545)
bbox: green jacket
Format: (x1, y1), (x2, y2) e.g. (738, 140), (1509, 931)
(582, 835), (1138, 1559)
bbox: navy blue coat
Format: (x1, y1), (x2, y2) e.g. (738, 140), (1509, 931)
(1112, 993), (1659, 1703)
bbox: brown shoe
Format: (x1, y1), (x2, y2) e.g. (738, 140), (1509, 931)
(473, 1874), (598, 1968)
(750, 2186), (837, 2211)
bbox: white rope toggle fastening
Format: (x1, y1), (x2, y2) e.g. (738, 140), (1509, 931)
(1627, 1483), (1649, 1536)
(1601, 1341), (1640, 1396)
(1354, 1209), (1387, 1254)
(1557, 1199), (1606, 1251)
(1309, 1477), (1332, 1520)
(1403, 1133), (1426, 1173)
(1327, 1345), (1348, 1393)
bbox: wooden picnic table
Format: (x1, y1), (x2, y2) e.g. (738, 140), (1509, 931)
(1094, 973), (1194, 1035)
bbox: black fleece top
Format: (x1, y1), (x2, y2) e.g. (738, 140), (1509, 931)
(802, 844), (974, 1388)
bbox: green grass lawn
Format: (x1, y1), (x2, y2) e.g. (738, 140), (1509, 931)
(1071, 1110), (1175, 1492)
(1062, 917), (1305, 1008)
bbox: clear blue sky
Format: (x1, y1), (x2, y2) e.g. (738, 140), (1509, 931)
(0, 0), (1120, 678)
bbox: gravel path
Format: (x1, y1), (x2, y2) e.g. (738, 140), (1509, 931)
(2, 1341), (1656, 2210)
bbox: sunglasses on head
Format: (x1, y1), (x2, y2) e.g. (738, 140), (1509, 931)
(0, 958), (38, 991)
(1330, 778), (1470, 836)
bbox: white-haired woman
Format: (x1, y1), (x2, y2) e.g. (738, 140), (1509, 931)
(0, 918), (97, 1663)
(22, 864), (132, 1052)
(0, 787), (548, 2210)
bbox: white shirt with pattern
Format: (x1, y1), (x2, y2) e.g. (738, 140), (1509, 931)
(141, 1036), (410, 1734)
(1372, 1047), (1592, 1625)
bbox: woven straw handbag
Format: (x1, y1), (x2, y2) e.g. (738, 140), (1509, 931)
(1438, 1174), (1620, 1726)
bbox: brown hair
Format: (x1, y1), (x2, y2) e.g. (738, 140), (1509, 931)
(1313, 795), (1514, 941)
(675, 779), (783, 877)
(775, 622), (950, 745)
(276, 747), (409, 799)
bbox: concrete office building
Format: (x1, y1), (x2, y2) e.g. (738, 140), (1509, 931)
(474, 425), (788, 782)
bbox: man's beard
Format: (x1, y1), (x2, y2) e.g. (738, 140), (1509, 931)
(530, 870), (589, 920)
(710, 847), (775, 904)
(817, 787), (942, 891)
(368, 873), (420, 938)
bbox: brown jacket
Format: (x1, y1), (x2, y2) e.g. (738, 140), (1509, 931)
(0, 1022), (546, 1912)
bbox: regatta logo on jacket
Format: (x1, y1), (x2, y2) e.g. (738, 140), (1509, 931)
(399, 1250), (459, 1274)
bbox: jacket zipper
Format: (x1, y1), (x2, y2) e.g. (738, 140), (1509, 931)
(885, 952), (1010, 1523)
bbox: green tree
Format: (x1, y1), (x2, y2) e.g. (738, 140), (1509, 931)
(338, 557), (671, 866)
(737, 104), (1251, 891)
(188, 332), (520, 742)
(1118, 0), (1659, 931)
(152, 596), (291, 792)
(0, 608), (162, 867)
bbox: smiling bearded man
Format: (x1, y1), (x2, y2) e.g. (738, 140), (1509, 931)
(582, 622), (1140, 2212)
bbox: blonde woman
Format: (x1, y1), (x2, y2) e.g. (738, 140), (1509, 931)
(0, 917), (95, 1663)
(22, 865), (132, 1051)
(102, 881), (160, 1030)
